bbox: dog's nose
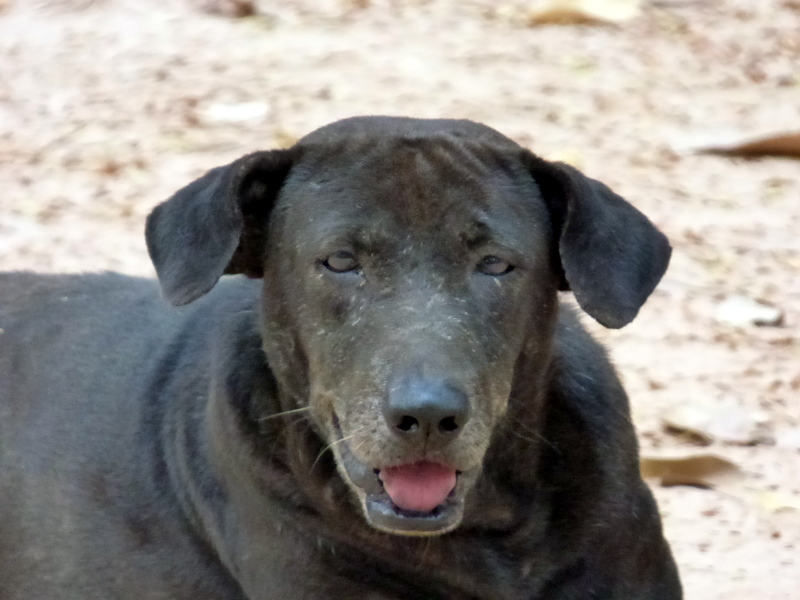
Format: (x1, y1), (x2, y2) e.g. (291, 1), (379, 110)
(384, 376), (470, 441)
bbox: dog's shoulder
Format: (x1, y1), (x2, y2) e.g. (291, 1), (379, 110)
(550, 302), (633, 435)
(543, 302), (641, 494)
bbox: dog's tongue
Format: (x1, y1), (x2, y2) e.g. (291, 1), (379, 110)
(379, 462), (457, 513)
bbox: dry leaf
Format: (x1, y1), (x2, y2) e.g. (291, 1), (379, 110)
(640, 453), (743, 488)
(661, 398), (765, 445)
(198, 0), (257, 18)
(689, 131), (800, 158)
(527, 0), (642, 25)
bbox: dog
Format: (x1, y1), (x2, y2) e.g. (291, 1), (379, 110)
(0, 116), (681, 599)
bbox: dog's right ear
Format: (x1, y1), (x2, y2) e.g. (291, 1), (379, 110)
(145, 149), (296, 306)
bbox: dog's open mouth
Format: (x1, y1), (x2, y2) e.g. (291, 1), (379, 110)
(379, 462), (457, 513)
(366, 461), (463, 535)
(332, 417), (467, 535)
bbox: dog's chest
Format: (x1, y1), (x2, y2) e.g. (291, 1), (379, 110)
(308, 534), (557, 600)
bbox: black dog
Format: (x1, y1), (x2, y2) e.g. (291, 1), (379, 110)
(0, 117), (681, 599)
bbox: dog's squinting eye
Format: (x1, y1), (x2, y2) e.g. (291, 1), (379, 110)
(477, 256), (514, 276)
(323, 251), (360, 274)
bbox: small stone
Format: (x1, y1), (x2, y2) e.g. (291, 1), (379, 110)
(715, 295), (784, 327)
(201, 101), (270, 125)
(775, 427), (800, 449)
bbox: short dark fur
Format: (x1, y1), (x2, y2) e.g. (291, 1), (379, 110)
(0, 117), (681, 599)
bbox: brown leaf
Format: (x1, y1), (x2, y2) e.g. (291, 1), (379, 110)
(526, 0), (642, 26)
(197, 0), (257, 18)
(692, 131), (800, 159)
(640, 453), (743, 488)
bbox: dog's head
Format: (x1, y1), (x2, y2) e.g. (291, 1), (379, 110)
(146, 117), (670, 536)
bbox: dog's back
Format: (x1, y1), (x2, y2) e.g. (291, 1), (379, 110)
(0, 273), (248, 599)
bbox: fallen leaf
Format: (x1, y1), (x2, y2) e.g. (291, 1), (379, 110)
(715, 295), (784, 327)
(640, 453), (743, 488)
(683, 131), (800, 158)
(526, 0), (642, 25)
(197, 0), (257, 18)
(662, 396), (767, 445)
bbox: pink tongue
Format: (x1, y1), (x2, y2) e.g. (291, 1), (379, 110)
(379, 461), (457, 513)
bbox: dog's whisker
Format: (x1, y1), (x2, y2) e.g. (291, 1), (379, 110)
(512, 420), (561, 453)
(349, 433), (371, 456)
(419, 537), (433, 565)
(256, 406), (312, 423)
(310, 434), (357, 473)
(308, 420), (373, 474)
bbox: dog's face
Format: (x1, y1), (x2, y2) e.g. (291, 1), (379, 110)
(145, 116), (671, 536)
(265, 133), (559, 534)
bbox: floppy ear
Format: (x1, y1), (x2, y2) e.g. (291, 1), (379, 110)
(145, 149), (296, 306)
(526, 154), (671, 329)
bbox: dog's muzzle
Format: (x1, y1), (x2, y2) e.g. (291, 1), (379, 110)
(333, 417), (479, 535)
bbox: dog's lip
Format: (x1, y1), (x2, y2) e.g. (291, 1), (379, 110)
(331, 414), (469, 534)
(332, 416), (383, 495)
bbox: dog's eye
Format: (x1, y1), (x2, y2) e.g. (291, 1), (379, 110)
(477, 256), (514, 276)
(323, 251), (360, 273)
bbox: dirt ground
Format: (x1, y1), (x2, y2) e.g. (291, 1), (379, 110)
(1, 0), (798, 597)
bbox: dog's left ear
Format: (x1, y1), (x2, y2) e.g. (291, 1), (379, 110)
(526, 154), (671, 329)
(146, 149), (296, 306)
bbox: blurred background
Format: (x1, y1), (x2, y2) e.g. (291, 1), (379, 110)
(0, 0), (798, 597)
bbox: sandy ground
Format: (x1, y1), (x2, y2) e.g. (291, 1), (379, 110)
(1, 0), (799, 597)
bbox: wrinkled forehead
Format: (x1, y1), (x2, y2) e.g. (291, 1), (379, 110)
(277, 133), (550, 255)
